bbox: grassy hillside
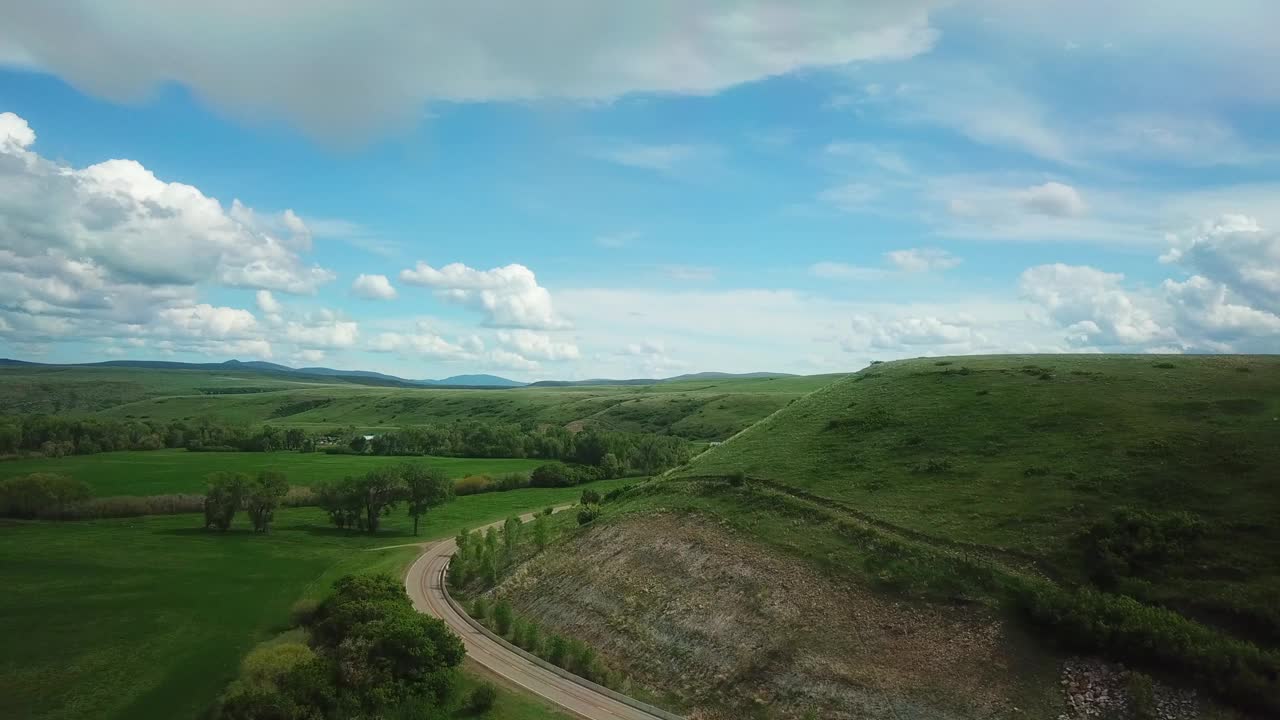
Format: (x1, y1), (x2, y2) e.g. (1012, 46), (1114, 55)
(0, 366), (841, 441)
(494, 355), (1279, 718)
(0, 450), (547, 496)
(674, 354), (1280, 638)
(0, 478), (630, 720)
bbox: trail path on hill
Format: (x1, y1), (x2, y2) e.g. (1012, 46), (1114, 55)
(403, 508), (679, 720)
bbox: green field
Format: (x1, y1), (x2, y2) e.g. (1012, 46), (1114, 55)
(0, 478), (631, 720)
(0, 366), (843, 441)
(0, 450), (547, 496)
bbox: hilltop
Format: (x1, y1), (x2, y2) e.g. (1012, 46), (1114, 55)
(489, 355), (1280, 718)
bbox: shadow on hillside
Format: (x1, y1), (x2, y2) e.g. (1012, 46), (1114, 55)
(273, 522), (415, 539)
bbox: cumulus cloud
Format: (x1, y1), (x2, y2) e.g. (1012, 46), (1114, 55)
(0, 2), (941, 140)
(352, 273), (398, 300)
(369, 331), (472, 359)
(1163, 215), (1280, 313)
(1019, 264), (1172, 347)
(846, 315), (980, 351)
(496, 329), (580, 361)
(0, 112), (333, 295)
(885, 248), (961, 272)
(399, 261), (567, 329)
(284, 311), (359, 349)
(1018, 181), (1087, 217)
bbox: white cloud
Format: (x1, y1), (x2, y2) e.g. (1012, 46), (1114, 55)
(1163, 215), (1280, 314)
(1018, 182), (1087, 218)
(591, 143), (704, 172)
(255, 290), (282, 315)
(293, 348), (326, 364)
(1019, 264), (1173, 347)
(352, 273), (398, 300)
(400, 261), (567, 329)
(808, 262), (888, 281)
(885, 248), (960, 273)
(156, 304), (259, 339)
(284, 311), (359, 349)
(496, 329), (580, 361)
(0, 2), (941, 140)
(369, 330), (472, 359)
(0, 112), (334, 294)
(847, 315), (979, 350)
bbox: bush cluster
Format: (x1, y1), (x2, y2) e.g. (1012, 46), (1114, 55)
(1013, 581), (1280, 713)
(1078, 507), (1205, 585)
(453, 472), (530, 496)
(0, 473), (91, 518)
(217, 574), (464, 720)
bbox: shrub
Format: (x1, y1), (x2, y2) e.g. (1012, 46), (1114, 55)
(577, 506), (600, 525)
(530, 462), (574, 488)
(469, 683), (497, 713)
(602, 485), (633, 504)
(494, 472), (529, 491)
(1012, 580), (1280, 714)
(547, 636), (569, 667)
(727, 470), (747, 487)
(0, 473), (91, 518)
(493, 600), (514, 636)
(239, 642), (315, 691)
(454, 475), (493, 496)
(579, 489), (601, 506)
(471, 597), (490, 623)
(1127, 672), (1156, 720)
(910, 458), (953, 474)
(1079, 508), (1205, 584)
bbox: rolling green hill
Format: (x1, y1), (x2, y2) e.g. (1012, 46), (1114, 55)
(495, 355), (1280, 718)
(0, 366), (843, 441)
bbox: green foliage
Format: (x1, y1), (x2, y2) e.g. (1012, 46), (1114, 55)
(1079, 508), (1206, 585)
(493, 599), (514, 636)
(0, 473), (91, 518)
(532, 514), (550, 550)
(471, 597), (490, 623)
(1127, 672), (1156, 720)
(221, 573), (465, 720)
(727, 470), (747, 487)
(468, 683), (498, 713)
(546, 636), (569, 668)
(401, 464), (453, 536)
(244, 471), (289, 533)
(577, 506), (600, 525)
(204, 471), (249, 531)
(1012, 580), (1280, 713)
(579, 488), (601, 506)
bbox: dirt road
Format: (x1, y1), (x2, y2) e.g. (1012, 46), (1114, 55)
(403, 511), (678, 720)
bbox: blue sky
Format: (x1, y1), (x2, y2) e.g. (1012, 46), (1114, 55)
(1, 2), (1278, 380)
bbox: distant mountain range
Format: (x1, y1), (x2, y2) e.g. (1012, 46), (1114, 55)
(525, 371), (795, 388)
(0, 358), (791, 389)
(0, 358), (522, 389)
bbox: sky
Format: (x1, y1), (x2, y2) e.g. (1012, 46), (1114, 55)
(0, 1), (1278, 381)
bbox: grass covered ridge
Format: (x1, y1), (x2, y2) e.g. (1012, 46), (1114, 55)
(676, 354), (1280, 642)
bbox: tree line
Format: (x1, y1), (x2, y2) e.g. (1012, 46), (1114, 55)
(312, 464), (454, 535)
(0, 415), (692, 477)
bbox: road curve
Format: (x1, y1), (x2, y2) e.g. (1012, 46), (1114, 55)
(404, 511), (673, 720)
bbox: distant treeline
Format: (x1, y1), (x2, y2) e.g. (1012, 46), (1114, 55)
(0, 415), (692, 475)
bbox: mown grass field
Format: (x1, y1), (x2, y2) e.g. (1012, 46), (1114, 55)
(0, 478), (630, 720)
(675, 354), (1280, 638)
(0, 365), (842, 441)
(0, 450), (547, 496)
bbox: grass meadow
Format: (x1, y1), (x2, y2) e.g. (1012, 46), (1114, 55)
(0, 477), (630, 720)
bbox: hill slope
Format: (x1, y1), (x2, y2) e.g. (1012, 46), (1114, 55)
(490, 355), (1280, 718)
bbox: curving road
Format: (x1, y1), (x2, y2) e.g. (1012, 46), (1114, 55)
(404, 510), (673, 720)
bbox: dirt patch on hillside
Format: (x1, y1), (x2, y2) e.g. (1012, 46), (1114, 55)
(495, 511), (1058, 719)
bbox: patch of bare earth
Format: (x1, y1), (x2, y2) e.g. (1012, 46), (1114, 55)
(495, 511), (1058, 719)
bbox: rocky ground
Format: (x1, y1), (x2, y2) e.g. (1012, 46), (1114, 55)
(493, 510), (1062, 719)
(1058, 658), (1199, 720)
